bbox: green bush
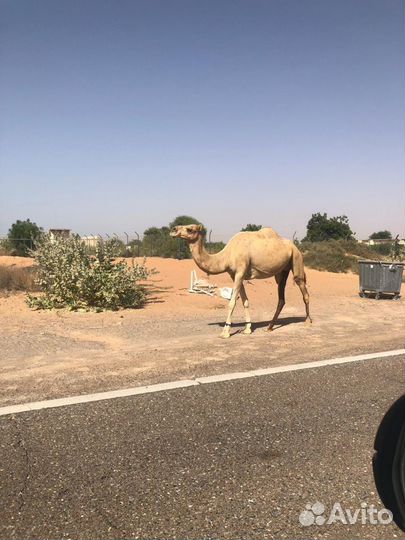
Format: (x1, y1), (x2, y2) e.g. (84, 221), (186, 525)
(27, 234), (150, 310)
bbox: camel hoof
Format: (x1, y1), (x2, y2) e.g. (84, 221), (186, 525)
(305, 318), (313, 325)
(266, 326), (274, 332)
(220, 324), (231, 339)
(242, 326), (252, 335)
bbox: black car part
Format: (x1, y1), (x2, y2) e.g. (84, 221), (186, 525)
(373, 394), (405, 531)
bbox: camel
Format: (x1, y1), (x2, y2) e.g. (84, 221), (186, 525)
(170, 224), (312, 338)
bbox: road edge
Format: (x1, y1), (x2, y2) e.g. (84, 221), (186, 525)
(1, 348), (404, 417)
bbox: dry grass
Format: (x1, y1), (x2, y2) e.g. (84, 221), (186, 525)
(301, 239), (386, 273)
(0, 265), (38, 292)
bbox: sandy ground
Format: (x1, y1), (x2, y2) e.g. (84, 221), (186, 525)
(0, 256), (404, 406)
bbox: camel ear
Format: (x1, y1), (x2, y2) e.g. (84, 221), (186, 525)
(197, 224), (203, 231)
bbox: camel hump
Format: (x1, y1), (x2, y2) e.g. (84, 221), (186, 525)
(257, 227), (280, 239)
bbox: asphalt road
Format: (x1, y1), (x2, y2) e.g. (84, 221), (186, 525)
(1, 355), (404, 539)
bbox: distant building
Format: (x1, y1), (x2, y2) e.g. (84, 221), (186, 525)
(358, 238), (405, 246)
(49, 229), (71, 241)
(81, 235), (99, 248)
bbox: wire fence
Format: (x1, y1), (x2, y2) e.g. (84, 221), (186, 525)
(2, 233), (404, 261)
(0, 237), (35, 256)
(0, 231), (227, 259)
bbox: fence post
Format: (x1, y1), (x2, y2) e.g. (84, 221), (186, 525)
(134, 231), (140, 257)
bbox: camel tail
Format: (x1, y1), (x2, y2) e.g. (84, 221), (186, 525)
(291, 244), (306, 286)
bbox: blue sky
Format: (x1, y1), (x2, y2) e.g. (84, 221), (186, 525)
(1, 0), (404, 240)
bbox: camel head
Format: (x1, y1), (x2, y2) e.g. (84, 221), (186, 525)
(170, 224), (204, 243)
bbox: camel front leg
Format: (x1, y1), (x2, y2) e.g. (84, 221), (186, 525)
(239, 284), (252, 334)
(220, 274), (244, 339)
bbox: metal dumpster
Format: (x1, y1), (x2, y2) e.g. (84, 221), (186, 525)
(359, 260), (404, 299)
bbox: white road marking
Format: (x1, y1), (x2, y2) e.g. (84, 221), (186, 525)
(0, 349), (403, 417)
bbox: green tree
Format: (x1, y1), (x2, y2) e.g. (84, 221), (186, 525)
(105, 238), (127, 257)
(241, 224), (262, 232)
(128, 239), (142, 257)
(169, 216), (207, 234)
(142, 216), (206, 259)
(169, 215), (204, 229)
(142, 226), (183, 258)
(369, 230), (392, 240)
(169, 216), (206, 258)
(304, 213), (354, 242)
(144, 226), (165, 237)
(8, 218), (43, 256)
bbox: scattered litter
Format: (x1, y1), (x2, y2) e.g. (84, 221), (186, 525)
(189, 270), (216, 296)
(219, 287), (233, 300)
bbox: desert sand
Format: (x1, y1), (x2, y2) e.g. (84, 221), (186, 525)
(0, 255), (403, 406)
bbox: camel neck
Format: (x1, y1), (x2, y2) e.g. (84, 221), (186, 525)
(189, 236), (227, 275)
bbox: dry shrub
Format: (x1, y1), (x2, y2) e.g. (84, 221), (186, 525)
(300, 239), (385, 273)
(0, 238), (13, 256)
(0, 265), (38, 291)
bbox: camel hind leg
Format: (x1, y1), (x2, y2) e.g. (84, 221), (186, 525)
(292, 245), (312, 324)
(239, 284), (252, 334)
(267, 269), (289, 331)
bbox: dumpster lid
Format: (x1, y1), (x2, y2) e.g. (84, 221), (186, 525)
(358, 259), (405, 265)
